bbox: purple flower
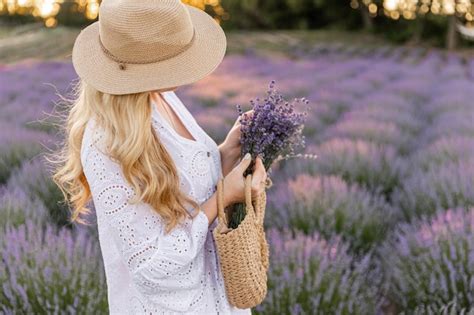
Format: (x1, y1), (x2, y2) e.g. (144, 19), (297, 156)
(322, 118), (412, 154)
(0, 219), (107, 313)
(2, 47), (474, 314)
(301, 138), (407, 196)
(380, 208), (474, 311)
(393, 160), (474, 221)
(253, 228), (386, 314)
(229, 80), (313, 228)
(266, 174), (396, 253)
(237, 80), (309, 170)
(7, 156), (83, 228)
(0, 123), (53, 184)
(412, 135), (474, 171)
(0, 185), (48, 232)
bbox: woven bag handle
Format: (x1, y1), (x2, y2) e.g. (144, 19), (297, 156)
(244, 174), (253, 210)
(216, 174), (262, 227)
(216, 176), (227, 226)
(244, 173), (266, 226)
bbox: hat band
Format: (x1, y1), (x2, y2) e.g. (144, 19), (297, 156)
(98, 28), (196, 66)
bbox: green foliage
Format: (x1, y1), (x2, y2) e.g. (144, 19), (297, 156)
(1, 0), (472, 48)
(7, 157), (73, 229)
(0, 187), (48, 233)
(220, 0), (362, 30)
(0, 133), (46, 184)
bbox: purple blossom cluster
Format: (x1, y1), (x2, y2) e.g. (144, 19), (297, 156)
(237, 80), (309, 170)
(306, 138), (407, 196)
(266, 174), (395, 253)
(228, 80), (312, 228)
(1, 219), (107, 314)
(1, 44), (473, 313)
(393, 161), (474, 221)
(6, 156), (75, 229)
(0, 123), (52, 184)
(322, 118), (412, 154)
(0, 61), (76, 127)
(412, 135), (474, 171)
(384, 77), (432, 102)
(253, 228), (385, 314)
(0, 60), (105, 313)
(319, 90), (422, 156)
(380, 208), (474, 311)
(0, 185), (48, 233)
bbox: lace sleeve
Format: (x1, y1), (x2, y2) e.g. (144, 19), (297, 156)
(81, 125), (210, 306)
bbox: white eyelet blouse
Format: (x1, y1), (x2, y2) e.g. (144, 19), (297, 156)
(80, 91), (252, 315)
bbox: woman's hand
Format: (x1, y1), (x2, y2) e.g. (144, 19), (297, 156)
(219, 110), (254, 177)
(222, 153), (267, 207)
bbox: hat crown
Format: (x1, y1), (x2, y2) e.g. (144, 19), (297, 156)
(98, 0), (194, 64)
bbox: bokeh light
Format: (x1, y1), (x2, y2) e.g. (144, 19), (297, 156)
(363, 0), (474, 21)
(0, 0), (225, 27)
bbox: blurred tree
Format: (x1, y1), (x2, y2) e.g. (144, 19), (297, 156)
(220, 0), (362, 30)
(0, 0), (225, 27)
(0, 0), (99, 27)
(351, 0), (374, 30)
(1, 0), (473, 49)
(357, 0), (474, 49)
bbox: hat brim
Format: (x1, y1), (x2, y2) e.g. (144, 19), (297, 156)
(72, 4), (226, 95)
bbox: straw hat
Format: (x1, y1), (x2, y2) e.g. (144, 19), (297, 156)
(72, 0), (227, 95)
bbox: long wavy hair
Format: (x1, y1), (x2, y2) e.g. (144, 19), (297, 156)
(45, 78), (201, 234)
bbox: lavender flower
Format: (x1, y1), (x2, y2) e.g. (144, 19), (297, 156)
(237, 80), (309, 170)
(338, 103), (421, 135)
(385, 77), (434, 104)
(266, 174), (396, 253)
(2, 47), (474, 314)
(426, 88), (473, 118)
(0, 185), (48, 233)
(393, 161), (474, 222)
(380, 208), (474, 311)
(229, 80), (314, 228)
(0, 61), (77, 128)
(7, 156), (75, 229)
(408, 302), (474, 315)
(322, 118), (412, 154)
(0, 123), (52, 184)
(412, 136), (474, 171)
(254, 228), (386, 314)
(0, 219), (107, 313)
(420, 111), (474, 145)
(308, 138), (407, 196)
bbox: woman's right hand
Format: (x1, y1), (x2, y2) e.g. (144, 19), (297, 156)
(222, 153), (267, 207)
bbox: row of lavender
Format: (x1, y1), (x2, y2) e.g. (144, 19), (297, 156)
(1, 46), (473, 313)
(185, 50), (474, 313)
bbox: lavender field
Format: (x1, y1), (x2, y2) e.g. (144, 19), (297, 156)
(1, 44), (474, 314)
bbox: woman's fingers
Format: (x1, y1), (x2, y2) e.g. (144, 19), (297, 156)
(256, 156), (267, 180)
(236, 109), (254, 126)
(252, 157), (264, 182)
(237, 153), (252, 174)
(251, 156), (267, 197)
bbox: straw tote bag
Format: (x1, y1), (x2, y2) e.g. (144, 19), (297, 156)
(212, 174), (271, 309)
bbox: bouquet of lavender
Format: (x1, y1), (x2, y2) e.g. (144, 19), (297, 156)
(228, 80), (316, 229)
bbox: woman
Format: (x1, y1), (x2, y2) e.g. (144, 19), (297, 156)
(51, 0), (267, 314)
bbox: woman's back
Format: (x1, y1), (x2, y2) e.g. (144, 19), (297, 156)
(80, 92), (250, 314)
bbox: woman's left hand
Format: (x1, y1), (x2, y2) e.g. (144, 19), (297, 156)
(219, 109), (254, 176)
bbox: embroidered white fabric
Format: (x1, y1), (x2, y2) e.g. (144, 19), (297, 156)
(80, 91), (251, 315)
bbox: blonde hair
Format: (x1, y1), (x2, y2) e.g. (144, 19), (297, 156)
(45, 79), (201, 235)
